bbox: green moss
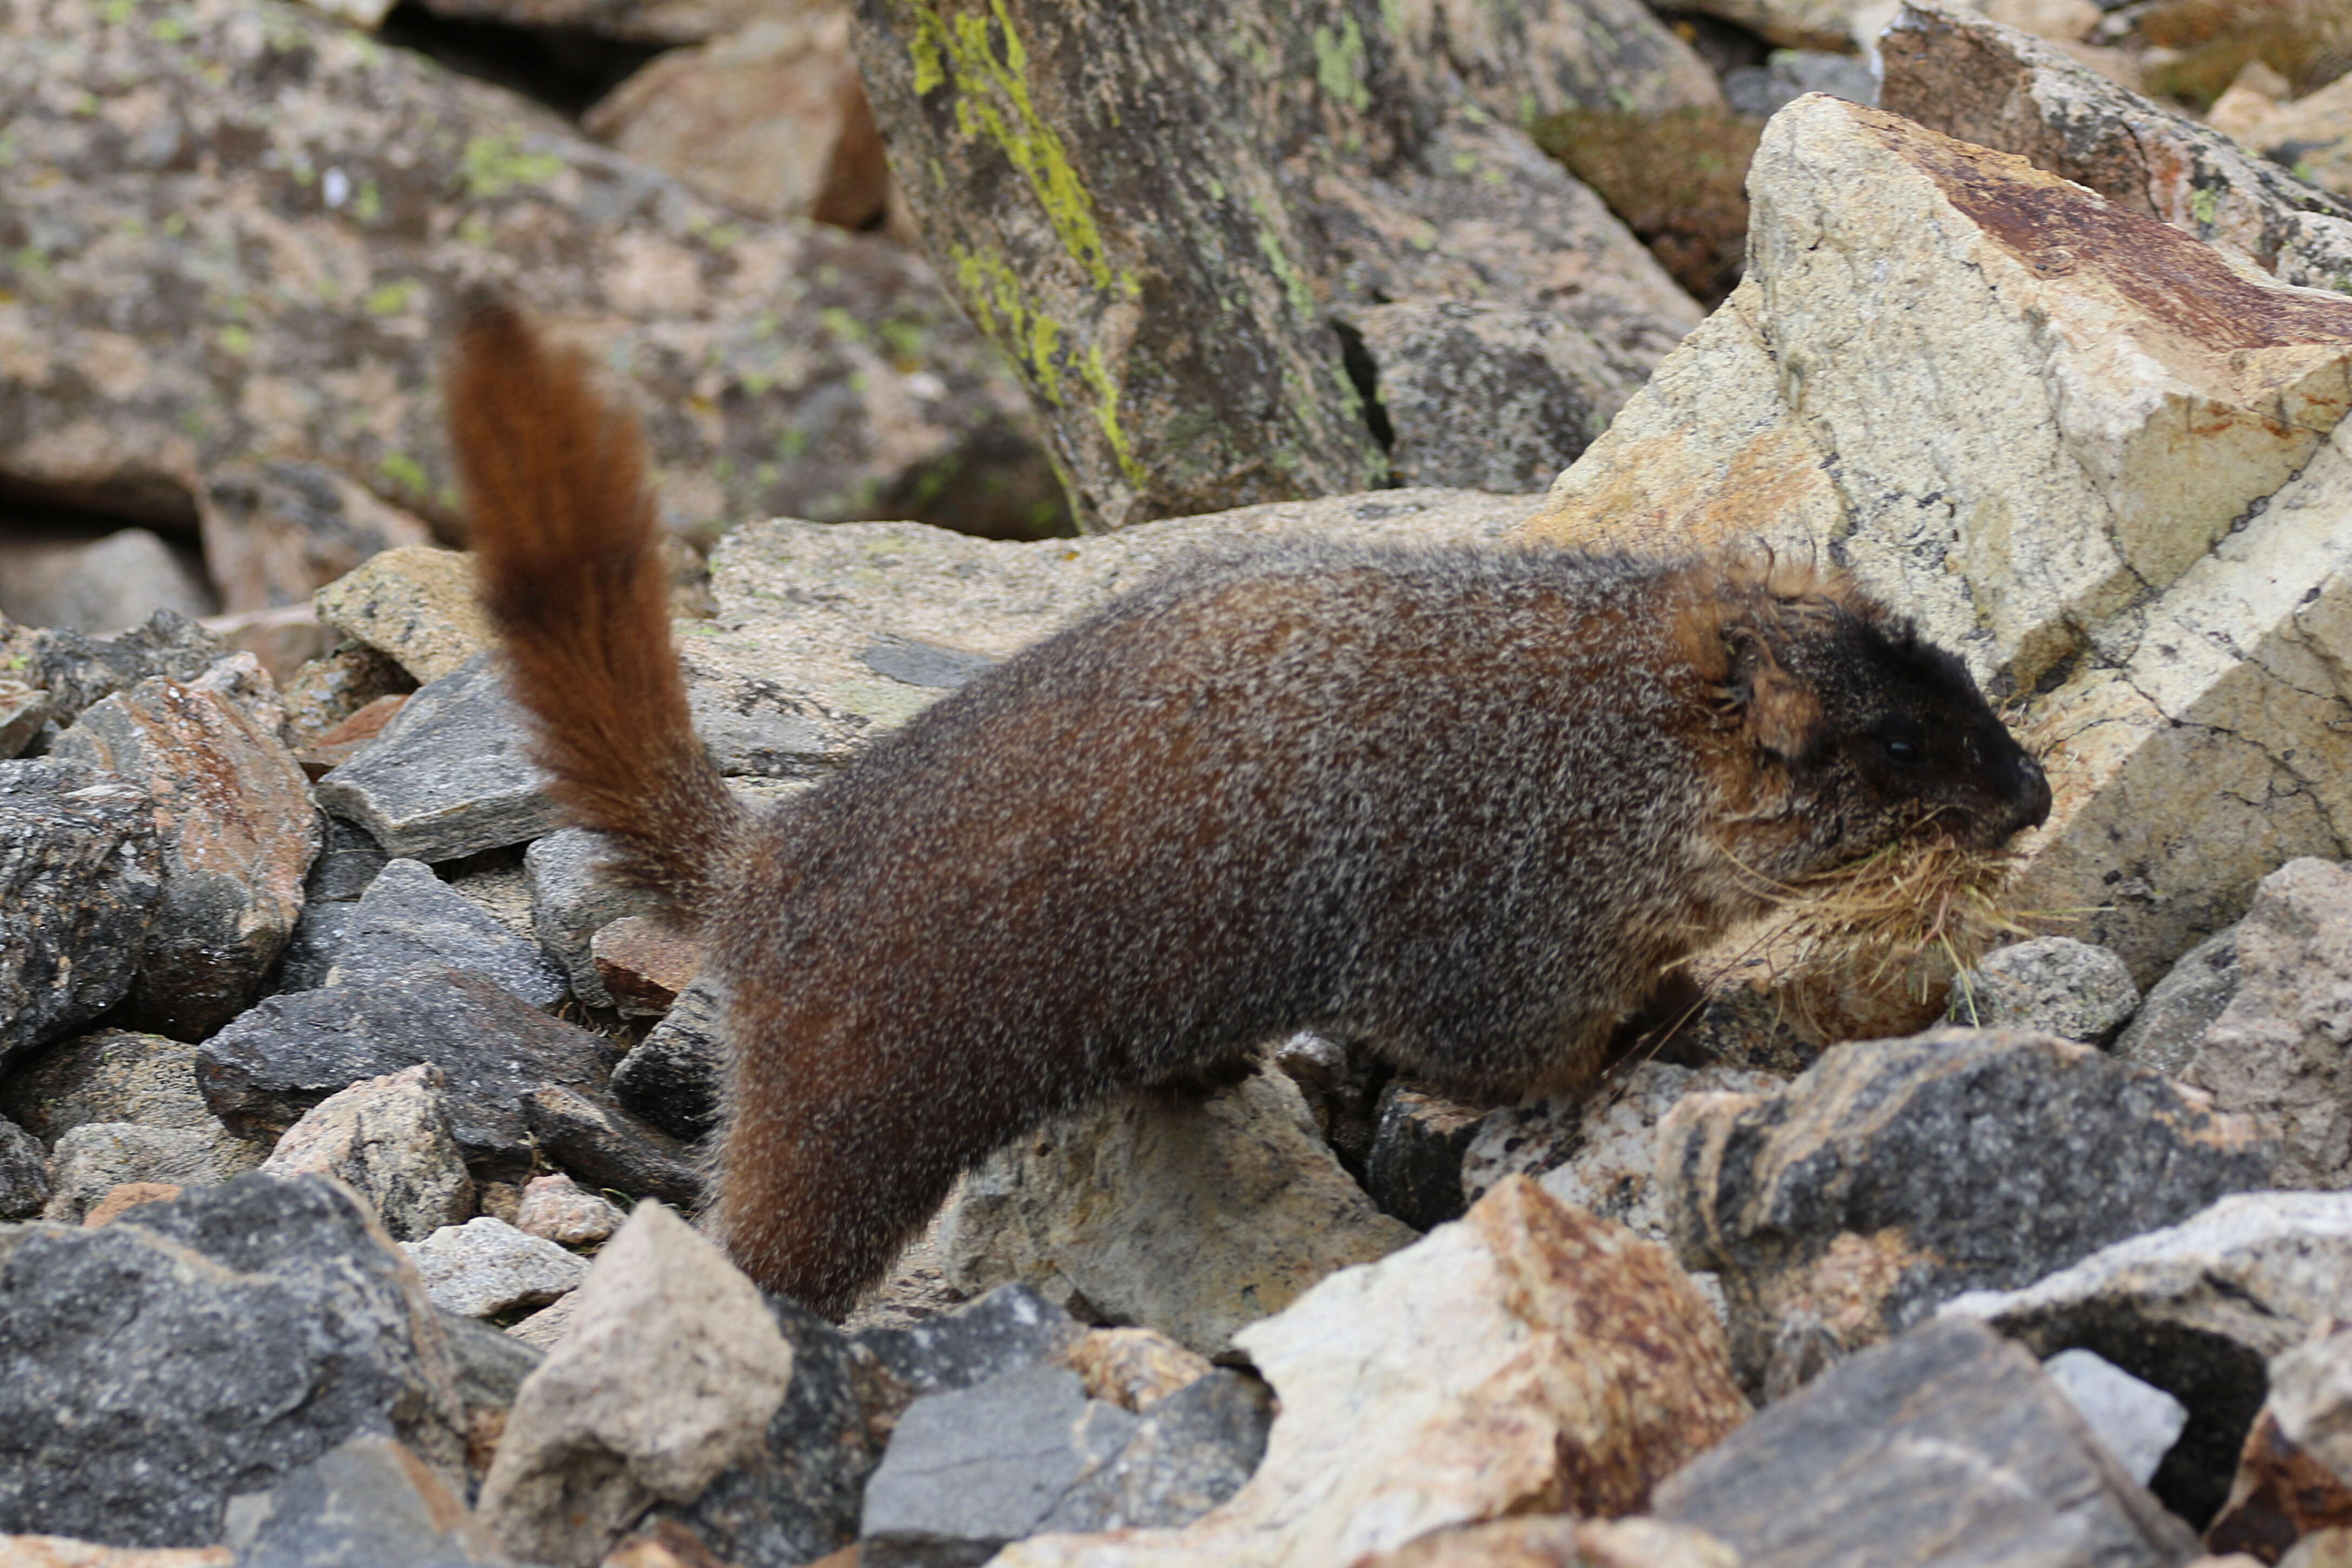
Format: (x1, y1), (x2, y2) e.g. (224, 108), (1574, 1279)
(2188, 185), (2220, 227)
(380, 452), (429, 493)
(217, 323), (253, 356)
(149, 11), (190, 42)
(1248, 193), (1315, 321)
(460, 135), (563, 201)
(820, 306), (870, 346)
(1312, 16), (1370, 111)
(1080, 340), (1145, 487)
(362, 278), (415, 316)
(99, 0), (132, 22)
(952, 243), (1068, 404)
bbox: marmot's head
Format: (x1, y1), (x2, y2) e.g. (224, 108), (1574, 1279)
(1692, 559), (2051, 868)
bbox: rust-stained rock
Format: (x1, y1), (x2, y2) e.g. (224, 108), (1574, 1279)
(1360, 1516), (1743, 1568)
(992, 1179), (1750, 1568)
(1522, 89), (2352, 987)
(1662, 1027), (2275, 1396)
(852, 0), (1710, 529)
(50, 676), (318, 1040)
(0, 0), (1057, 543)
(590, 915), (700, 1018)
(1879, 2), (2352, 292)
(198, 462), (436, 617)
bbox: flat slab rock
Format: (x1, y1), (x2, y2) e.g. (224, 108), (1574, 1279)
(0, 759), (162, 1064)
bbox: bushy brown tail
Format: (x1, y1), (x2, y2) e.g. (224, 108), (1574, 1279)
(448, 301), (742, 927)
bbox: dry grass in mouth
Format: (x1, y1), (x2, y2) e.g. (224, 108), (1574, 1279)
(1757, 832), (2043, 1006)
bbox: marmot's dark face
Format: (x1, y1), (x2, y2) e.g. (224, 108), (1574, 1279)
(1770, 608), (2051, 859)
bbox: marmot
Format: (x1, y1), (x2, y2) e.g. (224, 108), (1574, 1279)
(450, 305), (2051, 1318)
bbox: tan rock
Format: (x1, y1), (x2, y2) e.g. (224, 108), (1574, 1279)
(259, 1063), (476, 1243)
(198, 461), (436, 616)
(1981, 0), (2098, 43)
(2235, 71), (2352, 203)
(590, 915), (700, 1018)
(409, 0), (787, 48)
(81, 1182), (183, 1227)
(2208, 60), (2293, 144)
(993, 1180), (1749, 1568)
(1655, 0), (1863, 51)
(313, 546), (494, 686)
(1361, 1517), (1743, 1568)
(1061, 1327), (1215, 1414)
(0, 1539), (231, 1567)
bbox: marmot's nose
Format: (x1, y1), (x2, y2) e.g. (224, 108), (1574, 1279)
(2005, 749), (2051, 834)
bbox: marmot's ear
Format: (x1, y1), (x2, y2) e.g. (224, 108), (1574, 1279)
(1726, 630), (1825, 762)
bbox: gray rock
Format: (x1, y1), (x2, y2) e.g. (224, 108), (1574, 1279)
(860, 1364), (1141, 1567)
(23, 610), (229, 728)
(611, 974), (726, 1141)
(0, 680), (52, 760)
(859, 633), (999, 690)
(2042, 1348), (2187, 1490)
(226, 1432), (504, 1568)
(436, 1307), (546, 1416)
(259, 1064), (477, 1243)
(1046, 1368), (1273, 1532)
(200, 460), (437, 620)
(1651, 1317), (2201, 1568)
(277, 900), (358, 993)
(1949, 935), (2141, 1046)
(328, 858), (569, 1008)
(41, 1120), (263, 1222)
(1724, 48), (1879, 117)
(526, 828), (661, 1011)
(513, 1173), (626, 1247)
(314, 654), (564, 864)
(0, 1117), (49, 1220)
(2112, 927), (2241, 1078)
(0, 1173), (467, 1547)
(2184, 859), (2352, 1189)
(1943, 1191), (2352, 1528)
(1363, 1079), (1488, 1232)
(1662, 1027), (2276, 1396)
(197, 972), (614, 1182)
(522, 1083), (706, 1207)
(2, 1027), (245, 1141)
(0, 759), (162, 1062)
(856, 1284), (1087, 1406)
(478, 1202), (795, 1567)
(309, 815), (393, 903)
(0, 527), (215, 636)
(403, 1216), (588, 1319)
(50, 674), (320, 1039)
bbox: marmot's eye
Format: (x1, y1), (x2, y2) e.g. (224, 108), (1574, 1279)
(1881, 735), (1922, 766)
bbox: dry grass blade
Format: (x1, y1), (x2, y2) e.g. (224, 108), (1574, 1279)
(1758, 833), (2044, 1000)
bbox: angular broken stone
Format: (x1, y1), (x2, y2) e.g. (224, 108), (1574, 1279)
(310, 547), (495, 688)
(0, 1118), (47, 1221)
(1651, 1317), (2201, 1568)
(0, 759), (162, 1064)
(1363, 1079), (1489, 1232)
(513, 1173), (626, 1247)
(1949, 936), (2141, 1045)
(51, 675), (319, 1039)
(41, 1122), (263, 1225)
(2042, 1348), (2189, 1492)
(314, 654), (563, 865)
(939, 1068), (1417, 1357)
(198, 972), (614, 1181)
(200, 461), (437, 621)
(325, 858), (568, 1009)
(2114, 927), (2243, 1079)
(403, 1217), (588, 1320)
(258, 1064), (476, 1243)
(0, 680), (51, 760)
(590, 915), (698, 1017)
(1663, 1027), (2276, 1396)
(23, 611), (230, 729)
(221, 1431), (502, 1568)
(0, 1173), (467, 1547)
(521, 1084), (705, 1208)
(526, 828), (663, 1012)
(611, 975), (726, 1141)
(2207, 1325), (2352, 1560)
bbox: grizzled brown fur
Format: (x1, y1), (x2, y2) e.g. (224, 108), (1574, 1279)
(452, 306), (2051, 1319)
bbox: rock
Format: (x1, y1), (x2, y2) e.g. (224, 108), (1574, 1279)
(1053, 1368), (1274, 1534)
(1662, 1027), (2276, 1395)
(2184, 860), (2352, 1188)
(507, 1292), (585, 1353)
(199, 464), (437, 620)
(521, 1084), (705, 1207)
(280, 642), (414, 749)
(0, 529), (215, 635)
(23, 610), (230, 729)
(1948, 935), (2142, 1044)
(2042, 1348), (2189, 1489)
(198, 972), (614, 1182)
(50, 674), (319, 1039)
(40, 1124), (263, 1225)
(307, 815), (393, 904)
(526, 828), (662, 1011)
(0, 0), (1055, 546)
(0, 1173), (467, 1547)
(993, 1179), (1748, 1567)
(2206, 1325), (2352, 1559)
(1651, 1317), (2202, 1568)
(313, 654), (563, 863)
(852, 0), (1709, 529)
(583, 9), (887, 229)
(1943, 1191), (2352, 1527)
(311, 548), (494, 689)
(939, 1069), (1417, 1357)
(223, 1432), (503, 1568)
(258, 1064), (476, 1243)
(325, 858), (569, 1008)
(82, 1182), (185, 1228)
(513, 1173), (626, 1247)
(0, 1118), (48, 1221)
(436, 1305), (546, 1416)
(477, 1202), (795, 1567)
(1361, 1517), (1742, 1568)
(2228, 72), (2352, 206)
(856, 1283), (1087, 1409)
(2115, 928), (2243, 1078)
(1879, 2), (2352, 293)
(294, 694), (408, 780)
(1, 1028), (246, 1147)
(274, 903), (357, 994)
(0, 760), (162, 1063)
(1063, 1328), (1214, 1414)
(0, 680), (52, 759)
(1724, 47), (1881, 114)
(590, 915), (698, 1016)
(0, 1538), (230, 1565)
(610, 975), (726, 1141)
(403, 1217), (588, 1319)
(1363, 1080), (1488, 1232)
(1666, 0), (1866, 51)
(1519, 87), (2352, 989)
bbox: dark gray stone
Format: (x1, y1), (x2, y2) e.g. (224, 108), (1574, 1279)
(860, 1364), (1140, 1568)
(277, 900), (358, 992)
(855, 1284), (1087, 1404)
(524, 828), (659, 1011)
(308, 815), (391, 903)
(1652, 1317), (2201, 1568)
(2112, 928), (2241, 1078)
(25, 609), (229, 727)
(1724, 48), (1879, 116)
(858, 634), (998, 690)
(1049, 1368), (1273, 1530)
(328, 858), (568, 1008)
(434, 1306), (545, 1413)
(0, 758), (162, 1062)
(0, 1027), (227, 1141)
(1949, 935), (2141, 1046)
(227, 1432), (504, 1568)
(522, 1084), (705, 1206)
(0, 1117), (48, 1220)
(0, 1173), (466, 1548)
(198, 973), (614, 1182)
(1364, 1078), (1485, 1231)
(612, 975), (726, 1141)
(313, 654), (563, 863)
